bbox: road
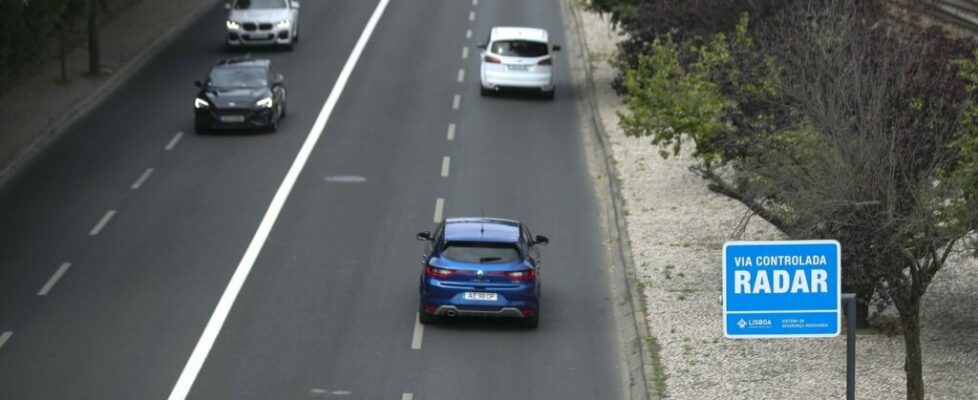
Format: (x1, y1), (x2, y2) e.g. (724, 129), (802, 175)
(0, 0), (627, 399)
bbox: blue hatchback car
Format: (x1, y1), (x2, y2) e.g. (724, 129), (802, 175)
(416, 218), (549, 328)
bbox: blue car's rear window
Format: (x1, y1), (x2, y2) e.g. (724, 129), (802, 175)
(441, 241), (521, 264)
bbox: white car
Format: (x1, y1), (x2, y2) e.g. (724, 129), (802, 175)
(479, 27), (561, 99)
(225, 0), (300, 50)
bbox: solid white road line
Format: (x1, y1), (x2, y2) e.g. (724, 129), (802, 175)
(402, 393), (414, 400)
(37, 262), (71, 296)
(434, 198), (444, 223)
(441, 156), (451, 177)
(165, 131), (184, 151)
(452, 94), (461, 110)
(447, 123), (456, 141)
(0, 331), (11, 350)
(469, 11), (475, 21)
(166, 0), (392, 398)
(462, 46), (469, 59)
(466, 29), (472, 39)
(411, 313), (424, 350)
(89, 210), (116, 236)
(457, 68), (465, 83)
(131, 168), (155, 190)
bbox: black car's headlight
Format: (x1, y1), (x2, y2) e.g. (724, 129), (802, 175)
(255, 97), (274, 108)
(194, 97), (210, 109)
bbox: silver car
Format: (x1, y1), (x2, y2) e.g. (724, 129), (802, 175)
(479, 27), (561, 99)
(225, 0), (300, 49)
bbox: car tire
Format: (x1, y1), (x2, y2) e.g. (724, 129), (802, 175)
(268, 118), (279, 133)
(480, 87), (492, 97)
(522, 312), (539, 329)
(419, 302), (437, 324)
(194, 123), (207, 134)
(542, 89), (555, 100)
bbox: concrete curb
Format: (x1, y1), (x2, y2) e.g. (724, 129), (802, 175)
(561, 1), (661, 399)
(0, 0), (222, 187)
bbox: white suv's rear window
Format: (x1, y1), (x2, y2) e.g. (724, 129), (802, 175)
(441, 241), (521, 264)
(490, 40), (548, 57)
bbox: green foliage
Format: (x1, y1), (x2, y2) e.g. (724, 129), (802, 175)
(618, 36), (727, 165)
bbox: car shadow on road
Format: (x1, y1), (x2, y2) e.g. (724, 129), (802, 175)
(427, 318), (536, 333)
(481, 88), (557, 102)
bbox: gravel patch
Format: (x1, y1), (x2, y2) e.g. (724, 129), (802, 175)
(576, 6), (978, 400)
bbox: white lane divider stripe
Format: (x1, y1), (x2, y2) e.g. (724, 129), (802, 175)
(89, 210), (116, 236)
(38, 262), (71, 296)
(403, 393), (414, 400)
(441, 157), (451, 177)
(434, 198), (444, 223)
(462, 46), (469, 59)
(447, 123), (456, 141)
(411, 313), (424, 350)
(131, 168), (155, 190)
(0, 331), (11, 350)
(473, 0), (478, 6)
(165, 131), (184, 151)
(457, 69), (465, 83)
(466, 29), (472, 39)
(166, 0), (393, 398)
(452, 94), (461, 110)
(469, 11), (475, 21)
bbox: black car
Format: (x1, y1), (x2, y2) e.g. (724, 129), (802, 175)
(193, 58), (286, 132)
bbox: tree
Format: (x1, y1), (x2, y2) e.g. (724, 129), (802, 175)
(616, 1), (978, 398)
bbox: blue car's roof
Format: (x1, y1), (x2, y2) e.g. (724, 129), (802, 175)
(443, 218), (521, 243)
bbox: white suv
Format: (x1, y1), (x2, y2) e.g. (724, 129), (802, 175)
(479, 27), (561, 99)
(225, 0), (300, 50)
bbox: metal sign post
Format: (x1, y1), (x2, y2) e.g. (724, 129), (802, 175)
(842, 293), (856, 400)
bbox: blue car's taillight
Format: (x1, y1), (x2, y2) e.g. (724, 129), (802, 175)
(424, 265), (455, 279)
(505, 269), (536, 282)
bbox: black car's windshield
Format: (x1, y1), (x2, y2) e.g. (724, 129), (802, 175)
(233, 0), (287, 10)
(441, 241), (521, 264)
(491, 40), (549, 57)
(208, 67), (267, 89)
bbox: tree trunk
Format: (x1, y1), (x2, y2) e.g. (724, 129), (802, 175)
(896, 294), (924, 400)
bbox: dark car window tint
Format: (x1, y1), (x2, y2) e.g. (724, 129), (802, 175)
(441, 242), (521, 264)
(490, 40), (548, 57)
(233, 0), (287, 10)
(209, 67), (268, 89)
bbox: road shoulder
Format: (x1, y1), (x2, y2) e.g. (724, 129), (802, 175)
(0, 0), (220, 187)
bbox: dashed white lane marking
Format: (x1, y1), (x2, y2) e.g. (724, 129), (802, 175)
(131, 168), (155, 190)
(165, 131), (184, 151)
(0, 331), (11, 350)
(89, 210), (116, 236)
(457, 68), (465, 83)
(441, 156), (451, 177)
(166, 0), (393, 398)
(447, 123), (456, 141)
(469, 11), (475, 21)
(472, 0), (478, 6)
(434, 198), (444, 223)
(466, 29), (472, 39)
(462, 46), (469, 59)
(402, 393), (414, 400)
(38, 262), (72, 296)
(452, 94), (461, 110)
(411, 313), (424, 350)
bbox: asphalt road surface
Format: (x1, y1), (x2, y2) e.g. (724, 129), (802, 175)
(0, 0), (627, 398)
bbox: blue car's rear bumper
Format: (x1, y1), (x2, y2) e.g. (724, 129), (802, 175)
(420, 276), (539, 317)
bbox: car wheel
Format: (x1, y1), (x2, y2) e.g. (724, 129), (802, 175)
(480, 87), (492, 97)
(418, 301), (436, 324)
(542, 89), (555, 100)
(267, 118), (279, 133)
(194, 123), (207, 134)
(522, 312), (539, 328)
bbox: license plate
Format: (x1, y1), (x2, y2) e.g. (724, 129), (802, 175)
(247, 34), (271, 40)
(507, 64), (528, 71)
(463, 292), (498, 301)
(220, 115), (245, 123)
